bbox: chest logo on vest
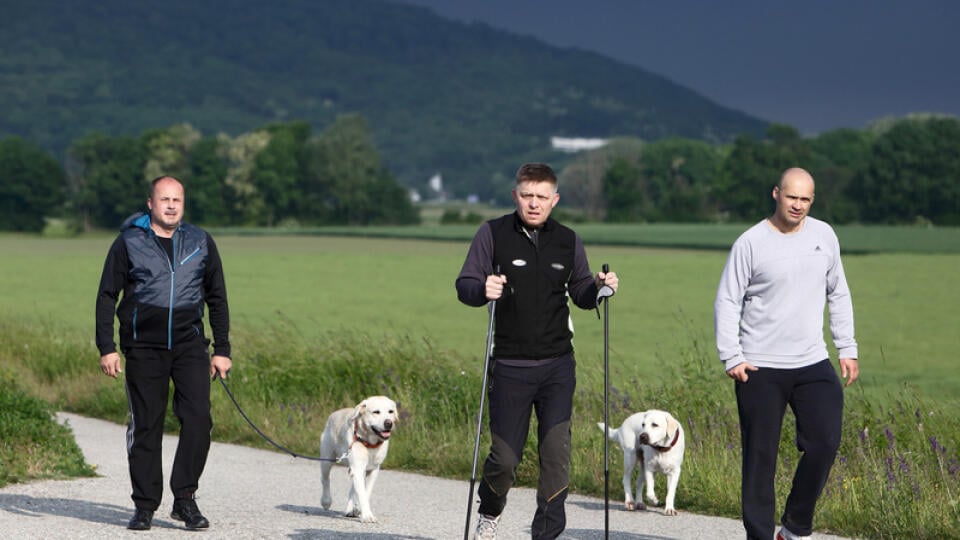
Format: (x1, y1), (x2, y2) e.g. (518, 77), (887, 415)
(551, 263), (565, 271)
(512, 259), (527, 267)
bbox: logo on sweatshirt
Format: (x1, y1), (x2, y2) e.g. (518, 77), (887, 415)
(512, 259), (527, 267)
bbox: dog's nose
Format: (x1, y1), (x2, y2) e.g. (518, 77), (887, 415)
(639, 433), (650, 444)
(384, 419), (393, 430)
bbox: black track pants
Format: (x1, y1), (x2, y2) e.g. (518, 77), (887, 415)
(123, 341), (212, 510)
(477, 354), (575, 540)
(735, 359), (843, 540)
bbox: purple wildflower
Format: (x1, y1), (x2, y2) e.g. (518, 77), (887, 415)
(929, 436), (943, 454)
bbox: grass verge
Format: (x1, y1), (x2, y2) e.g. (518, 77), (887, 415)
(2, 318), (958, 538)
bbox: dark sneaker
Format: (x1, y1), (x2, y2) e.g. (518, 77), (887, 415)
(171, 497), (210, 529)
(127, 508), (154, 530)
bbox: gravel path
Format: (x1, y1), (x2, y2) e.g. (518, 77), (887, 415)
(0, 413), (856, 539)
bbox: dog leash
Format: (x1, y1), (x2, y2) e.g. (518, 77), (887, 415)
(215, 374), (345, 463)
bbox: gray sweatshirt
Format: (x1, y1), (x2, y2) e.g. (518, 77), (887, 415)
(714, 217), (858, 372)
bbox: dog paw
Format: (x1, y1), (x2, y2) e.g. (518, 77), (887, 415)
(664, 507), (678, 516)
(359, 513), (378, 524)
(635, 502), (647, 511)
(624, 501), (635, 511)
(344, 508), (360, 518)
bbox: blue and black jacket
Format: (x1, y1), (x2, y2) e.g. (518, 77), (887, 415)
(95, 212), (230, 358)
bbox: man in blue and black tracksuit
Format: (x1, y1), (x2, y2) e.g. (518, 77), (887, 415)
(457, 163), (619, 539)
(96, 176), (232, 531)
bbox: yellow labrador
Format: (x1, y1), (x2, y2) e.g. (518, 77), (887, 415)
(320, 395), (398, 523)
(598, 409), (685, 515)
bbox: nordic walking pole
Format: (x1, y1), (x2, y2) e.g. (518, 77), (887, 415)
(597, 263), (615, 539)
(464, 265), (500, 540)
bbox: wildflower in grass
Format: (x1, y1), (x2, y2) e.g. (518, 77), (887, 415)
(929, 436), (942, 453)
(948, 458), (959, 477)
(859, 426), (868, 443)
(884, 426), (895, 448)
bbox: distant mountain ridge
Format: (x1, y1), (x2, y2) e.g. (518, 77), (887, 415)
(0, 0), (767, 198)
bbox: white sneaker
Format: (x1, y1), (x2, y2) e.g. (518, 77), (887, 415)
(776, 527), (811, 540)
(475, 513), (500, 539)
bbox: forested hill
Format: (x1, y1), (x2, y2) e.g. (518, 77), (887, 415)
(0, 0), (767, 198)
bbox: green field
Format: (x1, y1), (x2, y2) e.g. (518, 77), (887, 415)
(4, 231), (958, 400)
(2, 228), (959, 538)
(215, 222), (960, 254)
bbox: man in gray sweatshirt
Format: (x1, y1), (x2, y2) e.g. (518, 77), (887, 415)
(714, 167), (859, 540)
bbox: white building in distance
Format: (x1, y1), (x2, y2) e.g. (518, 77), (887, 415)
(550, 136), (608, 153)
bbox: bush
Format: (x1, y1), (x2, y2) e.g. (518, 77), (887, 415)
(0, 371), (96, 487)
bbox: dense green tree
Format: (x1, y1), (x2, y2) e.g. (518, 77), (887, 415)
(216, 131), (271, 225)
(0, 137), (66, 231)
(66, 133), (148, 229)
(142, 123), (202, 181)
(714, 124), (813, 221)
(365, 167), (420, 225)
(185, 137), (231, 226)
(860, 117), (960, 224)
(251, 121), (311, 226)
(639, 138), (723, 222)
(808, 128), (875, 223)
(306, 114), (417, 225)
(602, 157), (645, 222)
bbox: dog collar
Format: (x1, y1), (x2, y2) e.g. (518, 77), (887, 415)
(648, 429), (680, 453)
(353, 418), (385, 449)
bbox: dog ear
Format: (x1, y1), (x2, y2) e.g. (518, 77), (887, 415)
(352, 400), (367, 421)
(666, 413), (680, 437)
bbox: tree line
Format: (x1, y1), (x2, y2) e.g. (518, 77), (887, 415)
(1, 114), (958, 233)
(0, 115), (418, 232)
(561, 115), (960, 225)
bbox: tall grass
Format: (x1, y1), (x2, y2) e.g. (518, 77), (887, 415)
(3, 316), (958, 538)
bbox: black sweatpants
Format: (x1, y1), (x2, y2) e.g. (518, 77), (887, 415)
(123, 340), (213, 511)
(735, 359), (843, 540)
(477, 354), (576, 540)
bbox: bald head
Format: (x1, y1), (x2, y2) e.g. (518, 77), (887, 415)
(147, 176), (185, 236)
(770, 167), (815, 233)
(778, 167), (815, 192)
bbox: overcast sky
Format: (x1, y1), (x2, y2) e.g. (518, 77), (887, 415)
(393, 0), (959, 135)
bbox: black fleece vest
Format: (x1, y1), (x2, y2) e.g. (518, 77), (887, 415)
(490, 213), (576, 360)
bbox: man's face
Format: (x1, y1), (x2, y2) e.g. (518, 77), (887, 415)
(512, 180), (559, 228)
(147, 178), (185, 232)
(771, 175), (814, 232)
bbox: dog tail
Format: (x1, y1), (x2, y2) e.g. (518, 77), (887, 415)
(596, 422), (619, 442)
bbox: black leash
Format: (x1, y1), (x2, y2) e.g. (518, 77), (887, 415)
(215, 374), (341, 462)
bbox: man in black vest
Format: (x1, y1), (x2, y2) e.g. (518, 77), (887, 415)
(96, 176), (232, 531)
(456, 163), (619, 539)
